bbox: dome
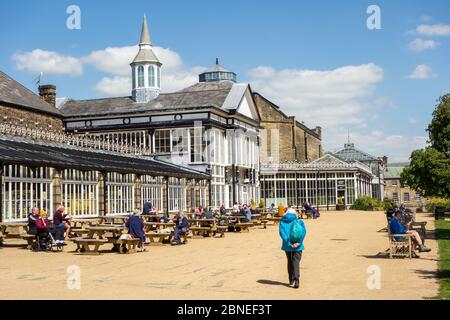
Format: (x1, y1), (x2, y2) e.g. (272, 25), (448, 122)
(199, 58), (236, 83)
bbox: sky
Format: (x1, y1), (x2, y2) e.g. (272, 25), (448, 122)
(0, 0), (449, 162)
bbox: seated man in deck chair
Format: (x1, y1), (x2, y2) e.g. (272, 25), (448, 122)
(125, 210), (146, 252)
(389, 211), (431, 253)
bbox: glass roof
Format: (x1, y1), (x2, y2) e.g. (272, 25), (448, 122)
(333, 143), (378, 162)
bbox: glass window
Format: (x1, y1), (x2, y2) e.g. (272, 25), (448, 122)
(141, 176), (163, 211)
(154, 130), (171, 153)
(2, 165), (53, 221)
(62, 170), (99, 217)
(148, 66), (155, 87)
(106, 173), (134, 215)
(414, 192), (421, 201)
(138, 66), (145, 87)
(392, 192), (399, 202)
(156, 67), (161, 88)
(403, 192), (410, 203)
(190, 128), (206, 163)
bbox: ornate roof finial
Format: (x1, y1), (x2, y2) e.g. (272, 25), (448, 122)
(216, 57), (219, 65)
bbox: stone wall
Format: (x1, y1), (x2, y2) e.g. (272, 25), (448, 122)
(385, 178), (428, 211)
(254, 93), (322, 164)
(0, 103), (63, 131)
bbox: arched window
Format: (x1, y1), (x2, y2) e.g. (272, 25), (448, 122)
(138, 66), (145, 87)
(132, 67), (136, 89)
(156, 67), (161, 88)
(148, 66), (155, 87)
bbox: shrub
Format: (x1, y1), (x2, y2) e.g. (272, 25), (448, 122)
(338, 196), (344, 205)
(425, 197), (450, 212)
(382, 198), (395, 210)
(350, 196), (383, 211)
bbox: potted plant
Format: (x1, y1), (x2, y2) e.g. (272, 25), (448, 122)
(336, 197), (346, 211)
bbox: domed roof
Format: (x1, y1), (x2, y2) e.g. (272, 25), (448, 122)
(199, 58), (236, 83)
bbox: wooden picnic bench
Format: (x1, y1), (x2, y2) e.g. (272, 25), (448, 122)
(21, 234), (36, 249)
(234, 222), (253, 232)
(145, 231), (173, 245)
(267, 217), (282, 226)
(115, 238), (143, 254)
(72, 237), (109, 255)
(215, 226), (227, 237)
(260, 219), (269, 229)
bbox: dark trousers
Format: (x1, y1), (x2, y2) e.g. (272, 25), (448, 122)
(174, 226), (188, 242)
(285, 251), (302, 282)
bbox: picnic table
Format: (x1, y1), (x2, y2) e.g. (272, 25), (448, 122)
(218, 216), (253, 232)
(69, 218), (100, 238)
(187, 218), (224, 237)
(72, 225), (126, 254)
(99, 215), (129, 225)
(0, 222), (34, 248)
(140, 213), (164, 222)
(144, 221), (175, 233)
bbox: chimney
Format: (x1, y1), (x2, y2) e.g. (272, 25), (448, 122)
(314, 126), (322, 138)
(382, 156), (388, 167)
(38, 84), (56, 107)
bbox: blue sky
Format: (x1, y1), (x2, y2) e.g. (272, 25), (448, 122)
(0, 0), (449, 162)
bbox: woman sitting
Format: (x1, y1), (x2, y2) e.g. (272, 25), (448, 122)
(125, 210), (146, 251)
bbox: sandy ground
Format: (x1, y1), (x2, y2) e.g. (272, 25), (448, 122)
(0, 211), (439, 300)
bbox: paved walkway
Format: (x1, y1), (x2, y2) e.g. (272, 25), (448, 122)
(0, 211), (439, 299)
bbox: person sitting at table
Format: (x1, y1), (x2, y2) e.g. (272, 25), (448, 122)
(125, 210), (146, 251)
(242, 205), (252, 222)
(202, 207), (214, 219)
(232, 202), (239, 215)
(194, 207), (203, 219)
(27, 207), (40, 235)
(389, 210), (431, 253)
(172, 212), (189, 245)
(269, 203), (276, 214)
(53, 205), (71, 243)
(219, 204), (227, 216)
(142, 201), (153, 215)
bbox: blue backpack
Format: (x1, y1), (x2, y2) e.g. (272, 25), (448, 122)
(289, 219), (306, 244)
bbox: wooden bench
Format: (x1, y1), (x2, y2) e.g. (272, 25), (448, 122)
(190, 226), (214, 238)
(72, 238), (109, 255)
(0, 233), (4, 246)
(215, 226), (227, 238)
(21, 234), (36, 249)
(267, 217), (282, 226)
(387, 229), (415, 259)
(70, 228), (89, 238)
(261, 219), (269, 229)
(115, 238), (143, 254)
(235, 222), (253, 232)
(145, 232), (172, 245)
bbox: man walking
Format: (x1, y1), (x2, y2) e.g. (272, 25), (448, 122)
(279, 207), (306, 288)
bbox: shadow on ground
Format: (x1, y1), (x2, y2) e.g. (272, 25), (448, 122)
(257, 279), (291, 288)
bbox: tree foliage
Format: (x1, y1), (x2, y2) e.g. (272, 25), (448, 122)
(401, 94), (450, 198)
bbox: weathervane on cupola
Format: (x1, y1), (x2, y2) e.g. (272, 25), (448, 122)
(131, 14), (162, 103)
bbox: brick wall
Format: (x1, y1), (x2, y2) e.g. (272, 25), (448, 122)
(0, 104), (63, 131)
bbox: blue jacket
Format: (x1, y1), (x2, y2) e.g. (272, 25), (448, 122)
(126, 215), (145, 240)
(389, 217), (407, 241)
(279, 213), (306, 252)
(244, 208), (252, 221)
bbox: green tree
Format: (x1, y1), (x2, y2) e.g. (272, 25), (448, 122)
(401, 94), (450, 198)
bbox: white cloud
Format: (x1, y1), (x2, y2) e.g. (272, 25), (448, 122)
(93, 76), (131, 96)
(248, 63), (384, 128)
(326, 129), (428, 162)
(420, 15), (432, 22)
(408, 64), (434, 80)
(416, 24), (450, 36)
(84, 45), (200, 96)
(408, 38), (440, 52)
(12, 49), (83, 76)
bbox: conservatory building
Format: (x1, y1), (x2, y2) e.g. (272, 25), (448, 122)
(260, 154), (374, 209)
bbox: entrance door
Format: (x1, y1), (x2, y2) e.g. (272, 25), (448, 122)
(337, 190), (345, 204)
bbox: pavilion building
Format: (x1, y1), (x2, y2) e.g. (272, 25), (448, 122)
(60, 16), (261, 210)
